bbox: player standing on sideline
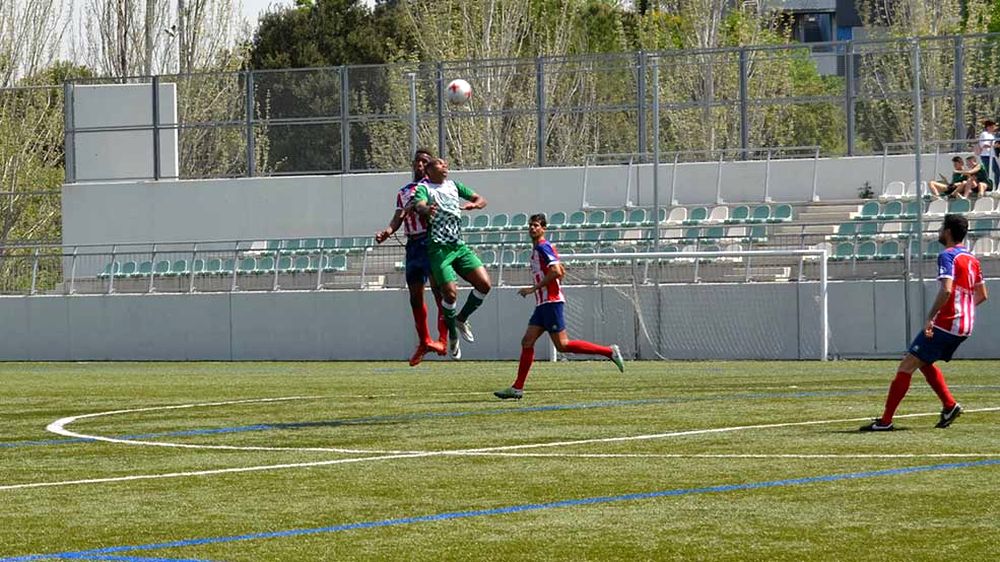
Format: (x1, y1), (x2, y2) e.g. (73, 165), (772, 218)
(411, 158), (491, 359)
(494, 213), (624, 400)
(861, 214), (988, 431)
(375, 149), (447, 366)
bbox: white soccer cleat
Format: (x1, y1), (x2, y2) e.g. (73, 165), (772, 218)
(610, 344), (624, 373)
(449, 336), (462, 359)
(456, 319), (475, 342)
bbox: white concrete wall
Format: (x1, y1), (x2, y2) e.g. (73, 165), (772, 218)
(72, 83), (179, 182)
(0, 280), (995, 361)
(61, 152), (958, 246)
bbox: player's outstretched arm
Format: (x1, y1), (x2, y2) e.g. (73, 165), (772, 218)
(462, 193), (487, 211)
(375, 209), (405, 244)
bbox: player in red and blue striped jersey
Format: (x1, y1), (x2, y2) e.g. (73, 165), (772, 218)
(375, 150), (447, 366)
(862, 214), (988, 431)
(494, 213), (625, 400)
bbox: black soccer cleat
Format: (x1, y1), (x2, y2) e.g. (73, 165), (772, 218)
(935, 403), (962, 429)
(859, 419), (894, 432)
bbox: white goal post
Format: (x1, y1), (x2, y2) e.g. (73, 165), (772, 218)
(551, 248), (830, 362)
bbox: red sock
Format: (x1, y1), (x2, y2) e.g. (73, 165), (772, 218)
(435, 294), (447, 342)
(513, 347), (535, 390)
(563, 340), (612, 358)
(412, 302), (431, 345)
(880, 371), (912, 425)
(920, 364), (956, 409)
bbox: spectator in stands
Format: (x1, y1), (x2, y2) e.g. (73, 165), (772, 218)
(964, 155), (992, 197)
(929, 156), (970, 199)
(976, 119), (1000, 184)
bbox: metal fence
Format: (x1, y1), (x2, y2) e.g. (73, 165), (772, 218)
(35, 33), (1000, 181)
(2, 218), (997, 297)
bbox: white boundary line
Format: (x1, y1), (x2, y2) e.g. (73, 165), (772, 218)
(2, 400), (993, 492)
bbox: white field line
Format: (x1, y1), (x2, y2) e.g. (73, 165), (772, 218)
(3, 404), (995, 492)
(449, 452), (1000, 459)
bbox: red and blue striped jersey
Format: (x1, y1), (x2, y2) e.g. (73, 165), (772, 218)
(395, 182), (428, 238)
(934, 245), (983, 336)
(530, 239), (565, 307)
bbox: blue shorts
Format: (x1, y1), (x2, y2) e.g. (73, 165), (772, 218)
(908, 327), (967, 364)
(529, 302), (566, 334)
(405, 236), (432, 286)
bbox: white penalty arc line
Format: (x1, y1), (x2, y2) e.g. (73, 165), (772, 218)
(44, 396), (421, 455)
(7, 405), (997, 492)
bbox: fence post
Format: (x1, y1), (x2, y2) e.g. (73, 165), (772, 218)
(245, 71), (256, 177)
(637, 51), (647, 161)
(912, 39), (927, 316)
(536, 57), (546, 167)
(30, 248), (40, 295)
(845, 41), (856, 156)
(152, 75), (161, 180)
(953, 36), (965, 148)
(340, 66), (351, 172)
(69, 246), (78, 295)
(407, 72), (418, 159)
(436, 62), (446, 160)
(147, 244), (158, 293)
(108, 245), (118, 295)
(738, 48), (749, 159)
(63, 81), (76, 183)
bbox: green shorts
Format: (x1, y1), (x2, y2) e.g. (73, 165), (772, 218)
(427, 243), (483, 285)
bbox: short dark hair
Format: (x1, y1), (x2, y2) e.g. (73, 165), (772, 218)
(414, 149), (433, 162)
(985, 119), (996, 128)
(952, 156), (963, 163)
(529, 213), (547, 227)
(942, 214), (968, 243)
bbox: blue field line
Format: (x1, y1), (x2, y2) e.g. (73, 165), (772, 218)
(5, 385), (1000, 450)
(4, 459), (998, 562)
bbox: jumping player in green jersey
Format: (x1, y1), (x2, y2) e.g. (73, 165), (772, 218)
(411, 158), (492, 359)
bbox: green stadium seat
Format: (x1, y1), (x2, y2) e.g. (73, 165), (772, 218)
(503, 232), (523, 244)
(747, 205), (771, 224)
(167, 259), (188, 277)
(582, 230), (603, 243)
(877, 200), (903, 219)
(134, 261), (153, 278)
(488, 213), (509, 231)
(254, 256), (274, 274)
(853, 201), (880, 221)
(325, 254), (348, 272)
(276, 256), (294, 272)
(682, 207), (708, 225)
(584, 210), (606, 228)
(465, 232), (483, 245)
(118, 261), (137, 278)
(855, 240), (878, 260)
(265, 240), (282, 252)
(237, 257), (256, 273)
(320, 238), (341, 253)
(680, 227), (701, 244)
(500, 249), (517, 268)
(652, 207), (669, 225)
(299, 239), (321, 254)
(483, 232), (503, 245)
(855, 222), (878, 240)
(603, 229), (623, 243)
(470, 214), (490, 231)
(219, 259), (235, 276)
(623, 208), (646, 227)
(606, 209), (627, 226)
(548, 211), (567, 229)
(281, 239), (302, 254)
(701, 226), (725, 244)
(949, 198), (972, 214)
(745, 225), (767, 243)
(479, 249), (498, 268)
(923, 240), (945, 258)
(560, 230), (581, 246)
(460, 215), (471, 229)
(901, 201), (921, 218)
(189, 259), (205, 276)
(98, 262), (120, 279)
(566, 211), (586, 228)
(204, 258), (222, 276)
(830, 223), (856, 241)
(293, 255), (313, 273)
(971, 219), (996, 233)
(769, 204), (793, 223)
(507, 212), (528, 231)
(153, 260), (171, 276)
(515, 249), (532, 267)
(876, 240), (901, 260)
(830, 242), (854, 261)
(725, 205), (750, 224)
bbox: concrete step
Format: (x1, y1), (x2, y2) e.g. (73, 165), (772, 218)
(796, 210), (856, 222)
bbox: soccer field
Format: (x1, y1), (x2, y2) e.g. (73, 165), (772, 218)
(2, 360), (999, 561)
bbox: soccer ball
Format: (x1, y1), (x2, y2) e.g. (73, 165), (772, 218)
(446, 79), (472, 105)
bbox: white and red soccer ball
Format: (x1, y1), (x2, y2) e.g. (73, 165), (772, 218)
(446, 79), (472, 105)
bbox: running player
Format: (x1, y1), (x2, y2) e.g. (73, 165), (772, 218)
(861, 214), (988, 431)
(375, 149), (447, 366)
(411, 158), (491, 359)
(494, 213), (624, 400)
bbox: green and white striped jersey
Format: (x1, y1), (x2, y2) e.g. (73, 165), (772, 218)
(413, 179), (476, 245)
